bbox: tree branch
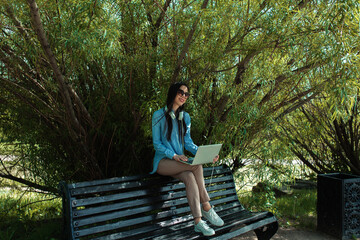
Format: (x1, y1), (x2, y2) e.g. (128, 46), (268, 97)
(155, 0), (172, 29)
(259, 61), (322, 107)
(0, 173), (58, 194)
(275, 92), (319, 120)
(27, 0), (101, 178)
(234, 49), (261, 85)
(171, 0), (209, 82)
(27, 0), (87, 135)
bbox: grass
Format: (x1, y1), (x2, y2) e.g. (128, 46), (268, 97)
(239, 188), (318, 230)
(275, 189), (317, 229)
(0, 138), (62, 240)
(0, 189), (62, 240)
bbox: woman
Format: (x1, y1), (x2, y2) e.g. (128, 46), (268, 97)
(151, 82), (224, 236)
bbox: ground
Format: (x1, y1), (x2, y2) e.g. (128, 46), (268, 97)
(232, 227), (341, 240)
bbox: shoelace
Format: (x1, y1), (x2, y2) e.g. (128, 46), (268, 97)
(199, 220), (211, 230)
(208, 209), (215, 218)
(206, 208), (220, 222)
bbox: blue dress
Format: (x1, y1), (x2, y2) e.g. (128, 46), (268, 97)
(151, 107), (198, 174)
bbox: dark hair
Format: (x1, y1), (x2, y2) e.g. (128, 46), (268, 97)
(165, 82), (189, 141)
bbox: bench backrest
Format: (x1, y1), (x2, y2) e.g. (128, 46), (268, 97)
(59, 165), (243, 240)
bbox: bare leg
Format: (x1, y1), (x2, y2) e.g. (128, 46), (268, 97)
(157, 159), (211, 218)
(202, 202), (212, 211)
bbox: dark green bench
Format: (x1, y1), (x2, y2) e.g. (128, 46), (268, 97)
(59, 165), (278, 240)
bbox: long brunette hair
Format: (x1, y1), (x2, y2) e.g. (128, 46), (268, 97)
(165, 82), (189, 141)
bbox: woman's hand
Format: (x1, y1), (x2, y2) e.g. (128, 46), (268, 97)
(213, 155), (219, 163)
(173, 154), (188, 162)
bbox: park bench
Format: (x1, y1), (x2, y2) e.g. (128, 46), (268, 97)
(59, 165), (278, 240)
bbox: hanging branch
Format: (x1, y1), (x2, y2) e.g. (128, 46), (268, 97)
(171, 0), (209, 83)
(0, 172), (57, 194)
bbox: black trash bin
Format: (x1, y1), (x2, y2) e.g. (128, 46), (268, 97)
(317, 173), (360, 240)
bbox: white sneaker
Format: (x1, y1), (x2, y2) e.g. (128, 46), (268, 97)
(194, 220), (215, 236)
(201, 206), (224, 227)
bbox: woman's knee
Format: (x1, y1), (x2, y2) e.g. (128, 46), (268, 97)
(192, 164), (203, 171)
(180, 171), (196, 184)
(192, 164), (204, 176)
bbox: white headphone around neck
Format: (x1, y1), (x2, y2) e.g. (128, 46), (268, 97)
(165, 106), (183, 121)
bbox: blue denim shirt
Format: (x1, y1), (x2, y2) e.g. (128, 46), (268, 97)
(150, 107), (198, 174)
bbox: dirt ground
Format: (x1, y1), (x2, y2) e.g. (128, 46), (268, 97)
(232, 227), (341, 240)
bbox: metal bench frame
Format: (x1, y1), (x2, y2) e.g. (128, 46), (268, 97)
(59, 165), (278, 240)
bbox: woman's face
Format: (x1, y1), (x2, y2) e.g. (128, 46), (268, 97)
(173, 85), (189, 109)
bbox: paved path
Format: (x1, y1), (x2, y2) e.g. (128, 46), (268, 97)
(232, 227), (340, 240)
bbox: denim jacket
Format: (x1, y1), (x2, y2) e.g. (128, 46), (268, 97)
(150, 107), (198, 174)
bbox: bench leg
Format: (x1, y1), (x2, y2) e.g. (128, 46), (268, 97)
(254, 221), (279, 240)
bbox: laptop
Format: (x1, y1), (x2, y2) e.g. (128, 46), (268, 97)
(181, 144), (222, 165)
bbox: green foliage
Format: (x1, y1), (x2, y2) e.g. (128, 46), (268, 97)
(0, 189), (61, 240)
(275, 189), (317, 229)
(276, 86), (360, 175)
(235, 156), (318, 229)
(239, 188), (317, 229)
(0, 0), (359, 191)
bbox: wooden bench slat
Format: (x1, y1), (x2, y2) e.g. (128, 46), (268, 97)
(208, 188), (237, 199)
(75, 203), (163, 227)
(72, 180), (235, 211)
(70, 178), (165, 196)
(75, 214), (156, 237)
(203, 167), (232, 177)
(73, 187), (171, 207)
(204, 175), (234, 185)
(210, 215), (278, 240)
(68, 174), (149, 189)
(221, 211), (269, 225)
(69, 165), (230, 191)
(76, 204), (196, 237)
(74, 195), (173, 218)
(70, 173), (233, 197)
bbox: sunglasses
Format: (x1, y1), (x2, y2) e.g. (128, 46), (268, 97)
(177, 89), (190, 98)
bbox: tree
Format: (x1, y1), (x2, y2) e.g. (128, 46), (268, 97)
(0, 0), (358, 192)
(275, 0), (360, 175)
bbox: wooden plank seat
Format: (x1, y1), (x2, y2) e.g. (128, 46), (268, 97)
(59, 165), (278, 240)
